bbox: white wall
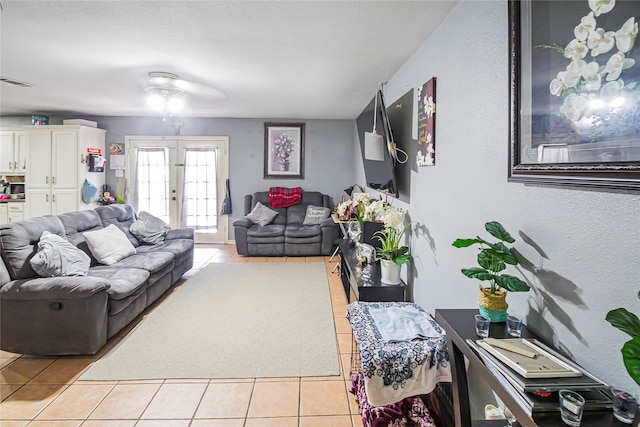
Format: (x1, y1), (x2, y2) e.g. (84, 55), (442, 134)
(380, 0), (640, 393)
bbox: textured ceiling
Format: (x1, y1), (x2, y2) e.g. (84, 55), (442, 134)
(0, 1), (457, 119)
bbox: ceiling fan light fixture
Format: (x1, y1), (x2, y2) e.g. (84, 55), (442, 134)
(145, 72), (187, 118)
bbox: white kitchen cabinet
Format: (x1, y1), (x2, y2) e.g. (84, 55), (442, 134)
(0, 130), (28, 174)
(0, 204), (7, 225)
(7, 202), (24, 222)
(25, 125), (105, 218)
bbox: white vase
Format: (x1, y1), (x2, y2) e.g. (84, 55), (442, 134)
(380, 259), (401, 285)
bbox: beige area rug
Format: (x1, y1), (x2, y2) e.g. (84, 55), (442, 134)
(80, 262), (340, 380)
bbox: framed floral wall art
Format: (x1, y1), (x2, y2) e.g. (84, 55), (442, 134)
(508, 0), (640, 190)
(417, 77), (436, 167)
(264, 123), (305, 179)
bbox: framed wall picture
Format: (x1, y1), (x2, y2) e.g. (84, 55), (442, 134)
(264, 122), (305, 179)
(417, 77), (436, 167)
(508, 0), (640, 190)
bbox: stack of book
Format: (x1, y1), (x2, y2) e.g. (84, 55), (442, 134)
(466, 338), (613, 416)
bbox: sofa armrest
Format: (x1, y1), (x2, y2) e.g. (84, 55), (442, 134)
(166, 227), (194, 240)
(0, 276), (110, 301)
(232, 217), (253, 228)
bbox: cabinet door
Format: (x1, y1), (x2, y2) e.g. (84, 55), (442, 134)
(52, 189), (78, 215)
(0, 205), (8, 225)
(26, 190), (52, 218)
(27, 130), (52, 189)
(15, 131), (28, 173)
(52, 130), (78, 190)
(0, 131), (16, 174)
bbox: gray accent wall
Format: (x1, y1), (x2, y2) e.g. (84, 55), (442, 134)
(381, 0), (640, 394)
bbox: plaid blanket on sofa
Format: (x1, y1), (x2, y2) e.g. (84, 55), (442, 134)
(269, 187), (302, 208)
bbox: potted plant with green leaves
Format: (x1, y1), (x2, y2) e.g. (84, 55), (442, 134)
(373, 205), (412, 285)
(607, 296), (640, 386)
(452, 221), (530, 322)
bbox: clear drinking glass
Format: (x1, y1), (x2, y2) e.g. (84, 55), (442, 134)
(475, 314), (490, 338)
(559, 389), (585, 426)
(612, 387), (638, 424)
(507, 315), (522, 337)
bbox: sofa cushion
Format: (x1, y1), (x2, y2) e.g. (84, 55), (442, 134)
(284, 224), (322, 239)
(130, 211), (170, 245)
(0, 215), (66, 280)
(30, 231), (90, 277)
(247, 224), (286, 238)
(134, 239), (193, 265)
(286, 204), (308, 225)
(84, 224), (137, 266)
(88, 267), (149, 300)
(246, 202), (278, 226)
(95, 204), (140, 247)
(303, 205), (331, 225)
(57, 210), (104, 265)
(93, 251), (174, 274)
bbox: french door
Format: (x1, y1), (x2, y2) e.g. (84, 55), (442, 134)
(125, 136), (229, 244)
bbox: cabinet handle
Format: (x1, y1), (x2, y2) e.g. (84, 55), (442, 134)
(52, 176), (56, 184)
(46, 176), (49, 184)
(8, 161), (11, 169)
(53, 194), (56, 202)
(46, 194), (49, 202)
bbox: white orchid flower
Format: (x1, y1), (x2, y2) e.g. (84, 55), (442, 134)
(604, 52), (635, 81)
(587, 29), (616, 56)
(550, 79), (564, 96)
(564, 59), (587, 88)
(600, 79), (625, 100)
(582, 61), (603, 91)
(559, 93), (591, 122)
(615, 17), (638, 53)
(575, 12), (596, 41)
(588, 0), (615, 17)
(564, 39), (589, 60)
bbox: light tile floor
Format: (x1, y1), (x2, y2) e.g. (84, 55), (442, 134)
(0, 244), (363, 426)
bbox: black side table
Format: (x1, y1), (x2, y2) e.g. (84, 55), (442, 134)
(338, 239), (406, 302)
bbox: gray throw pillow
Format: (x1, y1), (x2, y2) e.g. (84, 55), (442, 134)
(130, 211), (171, 245)
(30, 231), (91, 277)
(303, 205), (331, 225)
(246, 201), (278, 226)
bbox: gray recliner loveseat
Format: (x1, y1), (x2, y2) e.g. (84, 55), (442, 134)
(0, 204), (194, 355)
(233, 190), (339, 256)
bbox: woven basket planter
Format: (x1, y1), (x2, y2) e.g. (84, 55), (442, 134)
(478, 285), (508, 322)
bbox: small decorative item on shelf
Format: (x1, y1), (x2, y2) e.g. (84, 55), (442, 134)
(97, 185), (116, 205)
(373, 206), (412, 285)
(452, 221), (529, 322)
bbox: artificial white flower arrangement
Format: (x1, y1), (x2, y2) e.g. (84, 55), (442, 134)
(543, 0), (638, 132)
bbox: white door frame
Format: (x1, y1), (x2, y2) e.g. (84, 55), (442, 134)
(125, 135), (230, 244)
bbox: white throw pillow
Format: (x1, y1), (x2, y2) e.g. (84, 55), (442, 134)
(246, 201), (278, 226)
(30, 231), (91, 277)
(83, 224), (136, 265)
(303, 205), (331, 225)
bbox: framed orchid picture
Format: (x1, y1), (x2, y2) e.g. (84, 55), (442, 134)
(264, 122), (305, 179)
(417, 77), (436, 167)
(508, 0), (640, 190)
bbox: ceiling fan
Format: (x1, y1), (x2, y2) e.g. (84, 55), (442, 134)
(144, 71), (227, 117)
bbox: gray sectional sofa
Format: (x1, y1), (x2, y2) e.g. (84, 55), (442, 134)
(0, 204), (194, 355)
(233, 190), (339, 256)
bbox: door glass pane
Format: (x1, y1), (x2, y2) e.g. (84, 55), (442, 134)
(135, 148), (170, 223)
(181, 148), (218, 229)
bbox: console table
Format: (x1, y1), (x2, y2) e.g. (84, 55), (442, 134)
(434, 309), (618, 427)
(338, 239), (406, 302)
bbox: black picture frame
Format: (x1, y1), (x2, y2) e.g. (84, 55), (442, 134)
(263, 122), (305, 179)
(508, 0), (640, 191)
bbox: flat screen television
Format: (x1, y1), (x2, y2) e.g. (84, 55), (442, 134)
(355, 90), (398, 197)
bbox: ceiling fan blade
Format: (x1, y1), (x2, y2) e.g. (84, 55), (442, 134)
(174, 79), (227, 102)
